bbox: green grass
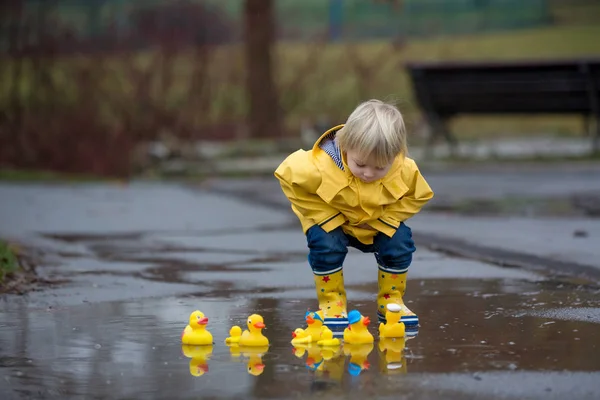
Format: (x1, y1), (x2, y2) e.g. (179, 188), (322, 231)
(0, 241), (19, 284)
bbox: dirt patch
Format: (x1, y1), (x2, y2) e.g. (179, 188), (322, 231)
(0, 243), (60, 295)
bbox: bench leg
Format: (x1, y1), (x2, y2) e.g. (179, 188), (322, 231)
(581, 63), (600, 153)
(425, 114), (458, 158)
(594, 117), (600, 154)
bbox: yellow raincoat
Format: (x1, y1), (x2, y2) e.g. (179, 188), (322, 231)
(274, 125), (434, 245)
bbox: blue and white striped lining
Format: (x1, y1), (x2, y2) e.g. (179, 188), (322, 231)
(377, 311), (419, 327)
(405, 326), (419, 337)
(319, 133), (344, 171)
(325, 318), (349, 338)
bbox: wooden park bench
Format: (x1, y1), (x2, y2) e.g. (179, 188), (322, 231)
(406, 58), (600, 155)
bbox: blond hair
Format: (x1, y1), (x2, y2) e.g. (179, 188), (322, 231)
(336, 99), (407, 166)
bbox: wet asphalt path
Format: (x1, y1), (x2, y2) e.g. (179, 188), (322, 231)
(0, 180), (599, 399)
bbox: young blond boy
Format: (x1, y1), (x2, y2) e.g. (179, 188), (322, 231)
(275, 99), (434, 337)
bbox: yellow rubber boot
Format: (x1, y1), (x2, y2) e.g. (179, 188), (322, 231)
(377, 267), (419, 328)
(313, 268), (348, 338)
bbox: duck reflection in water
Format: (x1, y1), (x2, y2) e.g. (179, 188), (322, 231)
(181, 344), (213, 377)
(378, 337), (407, 374)
(293, 342), (346, 381)
(226, 342), (269, 376)
(344, 342), (374, 376)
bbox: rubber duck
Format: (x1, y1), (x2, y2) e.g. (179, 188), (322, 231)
(343, 310), (374, 344)
(303, 310), (327, 341)
(343, 342), (374, 376)
(317, 327), (341, 347)
(378, 337), (407, 374)
(379, 304), (406, 338)
(225, 325), (242, 345)
(181, 344), (213, 377)
(181, 311), (213, 345)
(239, 345), (269, 376)
(291, 328), (313, 345)
(238, 314), (269, 347)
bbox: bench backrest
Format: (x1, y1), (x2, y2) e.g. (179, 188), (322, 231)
(406, 59), (600, 116)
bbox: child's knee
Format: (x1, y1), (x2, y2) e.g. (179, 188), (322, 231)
(306, 225), (348, 272)
(376, 223), (415, 269)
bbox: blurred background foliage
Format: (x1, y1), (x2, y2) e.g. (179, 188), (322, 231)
(0, 0), (599, 176)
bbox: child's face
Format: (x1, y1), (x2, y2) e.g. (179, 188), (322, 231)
(345, 149), (393, 183)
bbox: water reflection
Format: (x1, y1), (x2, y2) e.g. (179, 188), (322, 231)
(241, 346), (269, 376)
(181, 344), (213, 377)
(378, 337), (407, 374)
(344, 343), (374, 376)
(1, 279), (599, 399)
(181, 332), (408, 379)
(225, 344), (269, 376)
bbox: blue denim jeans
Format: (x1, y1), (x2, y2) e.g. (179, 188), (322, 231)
(306, 223), (415, 273)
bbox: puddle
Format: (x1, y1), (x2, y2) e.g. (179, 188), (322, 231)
(1, 279), (599, 399)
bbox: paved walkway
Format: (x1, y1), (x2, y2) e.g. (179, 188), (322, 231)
(1, 181), (599, 399)
(204, 163), (600, 281)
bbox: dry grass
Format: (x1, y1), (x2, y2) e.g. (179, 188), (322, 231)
(2, 25), (600, 142)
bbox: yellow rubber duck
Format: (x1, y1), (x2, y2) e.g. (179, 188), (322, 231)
(343, 310), (374, 344)
(181, 344), (213, 377)
(379, 303), (406, 339)
(378, 337), (407, 374)
(225, 325), (242, 345)
(238, 314), (269, 347)
(239, 345), (269, 376)
(181, 311), (213, 345)
(317, 327), (341, 347)
(291, 328), (313, 345)
(344, 342), (374, 376)
(303, 310), (327, 341)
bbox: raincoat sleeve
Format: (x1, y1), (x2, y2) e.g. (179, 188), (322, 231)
(370, 159), (434, 237)
(274, 150), (346, 233)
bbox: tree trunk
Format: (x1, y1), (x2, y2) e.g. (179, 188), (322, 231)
(243, 0), (282, 139)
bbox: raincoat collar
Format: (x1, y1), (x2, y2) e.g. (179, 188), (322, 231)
(312, 125), (409, 203)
